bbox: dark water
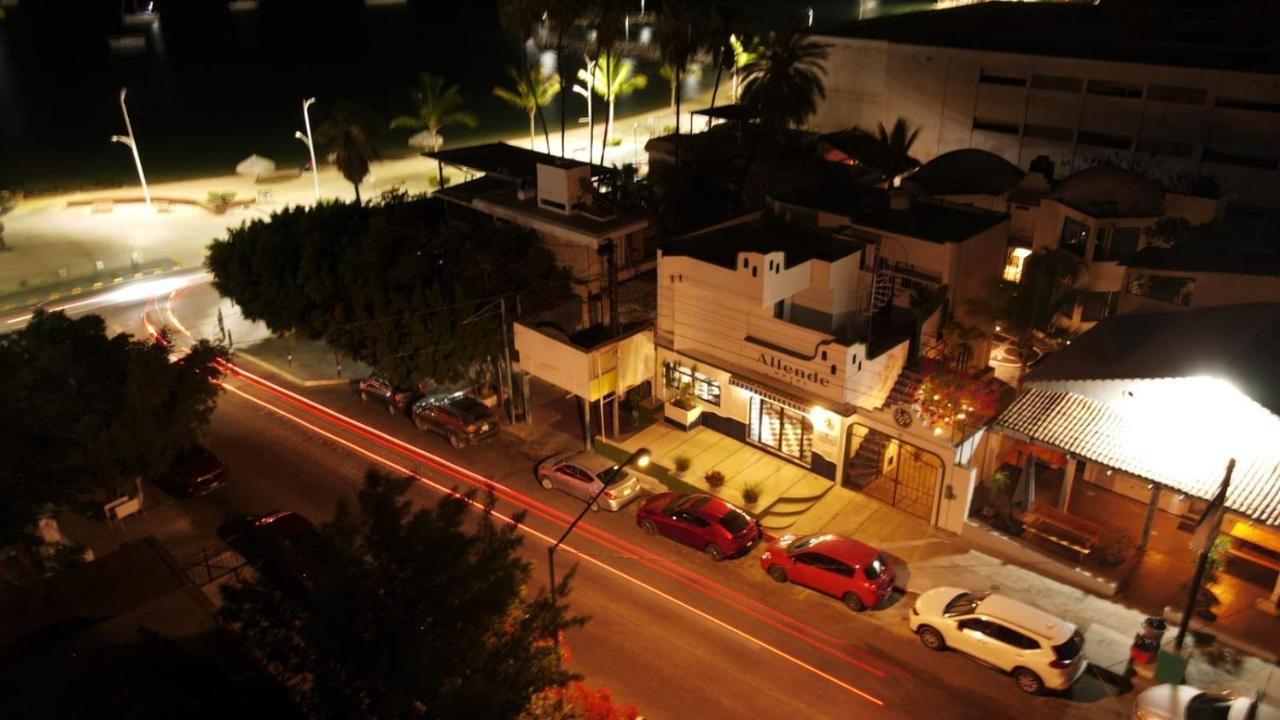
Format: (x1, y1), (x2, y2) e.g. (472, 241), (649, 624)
(0, 0), (947, 191)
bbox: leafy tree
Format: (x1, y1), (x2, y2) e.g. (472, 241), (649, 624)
(1143, 217), (1230, 249)
(390, 73), (479, 154)
(659, 61), (700, 126)
(206, 195), (569, 387)
(740, 29), (829, 133)
(220, 470), (585, 720)
(655, 0), (703, 146)
(0, 311), (224, 550)
(729, 33), (759, 104)
(494, 64), (561, 151)
(579, 52), (647, 153)
(317, 102), (381, 203)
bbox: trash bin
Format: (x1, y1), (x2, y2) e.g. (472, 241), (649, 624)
(1130, 617), (1167, 673)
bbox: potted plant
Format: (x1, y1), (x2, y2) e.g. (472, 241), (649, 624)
(673, 455), (691, 476)
(663, 382), (702, 430)
(1096, 527), (1134, 566)
(741, 481), (762, 508)
(704, 469), (725, 491)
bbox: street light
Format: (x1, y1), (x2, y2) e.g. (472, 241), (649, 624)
(111, 88), (151, 208)
(296, 97), (320, 202)
(546, 447), (651, 632)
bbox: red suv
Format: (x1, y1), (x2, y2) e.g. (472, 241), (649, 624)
(636, 492), (762, 561)
(760, 533), (896, 611)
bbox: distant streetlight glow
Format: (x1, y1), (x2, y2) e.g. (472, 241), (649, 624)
(296, 97), (320, 202)
(111, 88), (151, 208)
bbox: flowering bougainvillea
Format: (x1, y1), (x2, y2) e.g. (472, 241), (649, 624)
(913, 360), (1002, 436)
(522, 681), (641, 720)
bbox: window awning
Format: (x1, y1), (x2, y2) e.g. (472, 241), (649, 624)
(729, 375), (811, 414)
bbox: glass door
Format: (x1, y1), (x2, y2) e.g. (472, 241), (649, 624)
(748, 396), (812, 464)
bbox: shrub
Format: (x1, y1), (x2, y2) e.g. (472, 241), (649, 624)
(207, 190), (236, 205)
(742, 481), (763, 506)
(704, 469), (725, 489)
(1096, 527), (1134, 566)
(607, 135), (623, 147)
(673, 455), (691, 474)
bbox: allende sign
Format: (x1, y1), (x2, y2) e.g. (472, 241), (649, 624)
(757, 352), (831, 388)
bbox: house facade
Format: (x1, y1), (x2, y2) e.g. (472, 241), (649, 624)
(653, 214), (987, 532)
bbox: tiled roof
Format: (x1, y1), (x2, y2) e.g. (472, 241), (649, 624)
(995, 388), (1280, 526)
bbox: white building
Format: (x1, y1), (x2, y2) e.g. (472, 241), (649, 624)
(813, 3), (1280, 207)
(1119, 244), (1280, 315)
(652, 213), (996, 532)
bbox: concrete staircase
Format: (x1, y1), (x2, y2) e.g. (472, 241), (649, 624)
(758, 476), (836, 532)
(846, 428), (891, 489)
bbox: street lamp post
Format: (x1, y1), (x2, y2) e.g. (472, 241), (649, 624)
(546, 447), (650, 643)
(297, 97), (320, 202)
(111, 88), (151, 208)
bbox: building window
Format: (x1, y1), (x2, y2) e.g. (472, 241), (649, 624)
(1077, 291), (1111, 322)
(1127, 273), (1195, 306)
(1003, 247), (1032, 283)
(664, 362), (721, 406)
(972, 118), (1020, 135)
(773, 299), (786, 319)
(1215, 96), (1280, 114)
(748, 395), (812, 464)
(1092, 226), (1141, 262)
(979, 72), (1027, 87)
(1147, 84), (1206, 105)
(1030, 74), (1083, 93)
(1135, 137), (1193, 159)
(1201, 147), (1280, 171)
(1059, 217), (1090, 258)
(1023, 124), (1074, 142)
(1086, 79), (1143, 99)
(1077, 129), (1132, 150)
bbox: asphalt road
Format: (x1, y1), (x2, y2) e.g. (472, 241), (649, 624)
(20, 275), (1136, 720)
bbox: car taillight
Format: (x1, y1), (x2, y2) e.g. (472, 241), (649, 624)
(603, 490), (615, 500)
(466, 424), (478, 432)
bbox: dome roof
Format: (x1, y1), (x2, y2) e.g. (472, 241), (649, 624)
(1050, 165), (1165, 217)
(904, 148), (1025, 197)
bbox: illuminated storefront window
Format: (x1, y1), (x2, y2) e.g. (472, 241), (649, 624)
(747, 395), (812, 463)
(663, 362), (721, 405)
(1003, 247), (1032, 283)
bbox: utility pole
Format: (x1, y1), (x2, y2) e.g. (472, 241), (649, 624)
(1174, 459), (1233, 652)
(500, 296), (515, 423)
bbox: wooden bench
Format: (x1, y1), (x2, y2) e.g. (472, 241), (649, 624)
(1020, 503), (1106, 562)
(1226, 522), (1280, 573)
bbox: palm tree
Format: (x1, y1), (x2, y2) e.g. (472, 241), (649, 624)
(389, 73), (478, 154)
(588, 0), (629, 166)
(317, 102), (380, 203)
(659, 61), (700, 130)
(876, 117), (922, 185)
(729, 33), (758, 104)
(703, 4), (744, 125)
(494, 65), (561, 151)
(655, 0), (701, 141)
(740, 29), (829, 133)
(579, 52), (647, 155)
(497, 0), (554, 154)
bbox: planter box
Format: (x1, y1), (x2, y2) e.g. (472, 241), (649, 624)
(663, 401), (702, 431)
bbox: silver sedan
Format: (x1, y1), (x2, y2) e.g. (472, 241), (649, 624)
(535, 451), (644, 511)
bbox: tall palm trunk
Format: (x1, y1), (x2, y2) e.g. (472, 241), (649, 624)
(557, 28), (568, 157)
(520, 46), (552, 155)
(599, 53), (613, 167)
(673, 65), (682, 169)
(528, 109), (536, 150)
(706, 43), (725, 131)
(353, 182), (362, 203)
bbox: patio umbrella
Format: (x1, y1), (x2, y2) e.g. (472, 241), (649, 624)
(1012, 452), (1037, 511)
(235, 154), (276, 178)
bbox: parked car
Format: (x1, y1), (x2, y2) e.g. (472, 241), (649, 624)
(535, 451), (644, 511)
(760, 533), (896, 611)
(1132, 685), (1279, 720)
(411, 392), (497, 448)
(152, 445), (227, 497)
(909, 587), (1088, 695)
(636, 492), (762, 561)
(357, 375), (419, 416)
(217, 511), (329, 594)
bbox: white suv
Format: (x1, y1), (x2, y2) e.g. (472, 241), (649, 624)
(909, 587), (1088, 695)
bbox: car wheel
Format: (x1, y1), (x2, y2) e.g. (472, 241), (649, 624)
(917, 626), (946, 651)
(539, 475), (554, 490)
(360, 391), (370, 403)
(448, 433), (464, 449)
(842, 592), (866, 612)
(704, 544), (725, 562)
(387, 402), (399, 416)
(1012, 668), (1044, 695)
(766, 565), (788, 583)
(639, 518), (657, 536)
(413, 416), (428, 431)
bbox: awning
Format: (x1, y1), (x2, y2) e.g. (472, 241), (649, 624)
(729, 375), (811, 414)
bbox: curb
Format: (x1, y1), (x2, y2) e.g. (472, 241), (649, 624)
(0, 263), (185, 313)
(1161, 605), (1280, 663)
(231, 348), (354, 388)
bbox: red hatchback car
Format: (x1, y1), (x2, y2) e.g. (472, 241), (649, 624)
(760, 533), (896, 611)
(636, 492), (763, 561)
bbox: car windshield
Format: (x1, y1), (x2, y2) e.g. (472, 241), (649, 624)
(787, 535), (823, 553)
(864, 555), (887, 581)
(1053, 630), (1084, 662)
(1186, 693), (1235, 720)
(943, 592), (986, 617)
(718, 509), (751, 534)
